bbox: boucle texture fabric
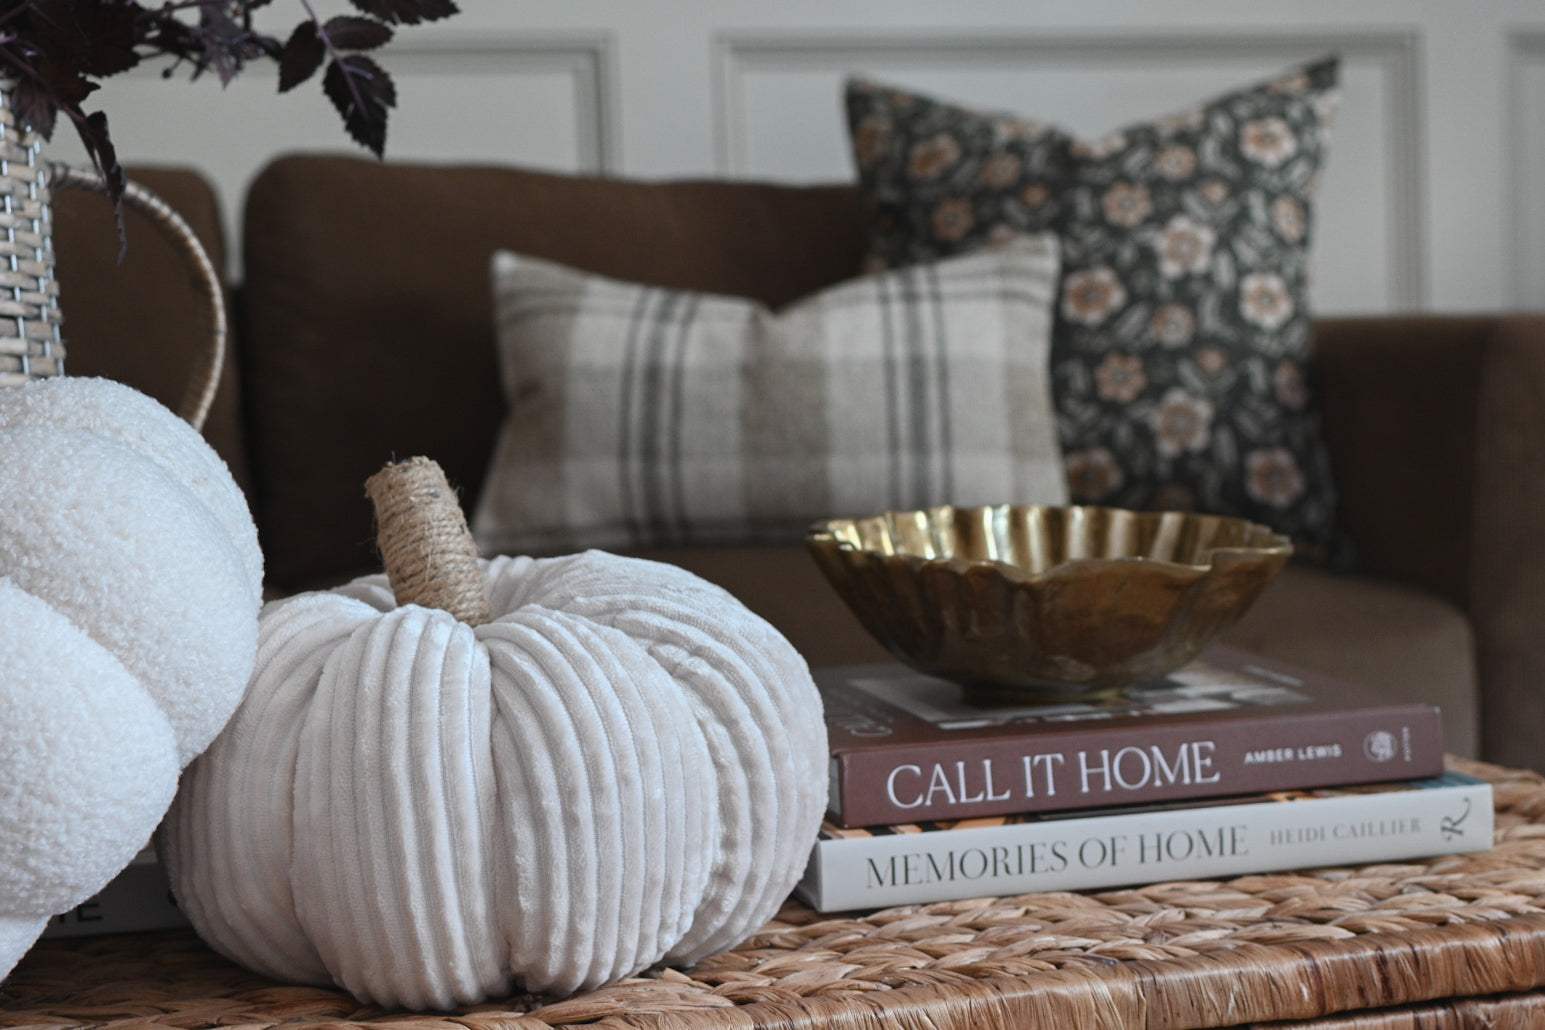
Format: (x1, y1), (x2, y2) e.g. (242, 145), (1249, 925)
(164, 550), (827, 1009)
(845, 60), (1344, 561)
(0, 377), (262, 602)
(474, 237), (1066, 555)
(0, 582), (179, 980)
(0, 378), (262, 982)
(0, 423), (256, 763)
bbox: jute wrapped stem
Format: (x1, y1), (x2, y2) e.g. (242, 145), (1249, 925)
(364, 456), (490, 626)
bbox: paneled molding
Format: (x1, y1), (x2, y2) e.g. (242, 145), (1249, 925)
(392, 33), (621, 172)
(365, 32), (620, 173)
(714, 29), (1425, 309)
(1506, 30), (1545, 308)
(99, 31), (620, 174)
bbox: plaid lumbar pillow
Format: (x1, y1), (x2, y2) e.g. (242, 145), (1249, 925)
(845, 59), (1344, 562)
(474, 236), (1066, 554)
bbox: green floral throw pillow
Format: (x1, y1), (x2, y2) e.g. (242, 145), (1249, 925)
(846, 59), (1344, 561)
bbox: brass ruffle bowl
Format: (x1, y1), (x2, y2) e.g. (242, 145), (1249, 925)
(807, 505), (1291, 698)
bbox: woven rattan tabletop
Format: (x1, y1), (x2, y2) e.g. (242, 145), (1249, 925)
(5, 758), (1545, 1029)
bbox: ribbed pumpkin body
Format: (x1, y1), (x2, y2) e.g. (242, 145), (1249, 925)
(165, 551), (827, 1009)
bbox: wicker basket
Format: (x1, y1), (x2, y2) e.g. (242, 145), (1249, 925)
(4, 758), (1545, 1029)
(0, 79), (226, 430)
(0, 87), (62, 387)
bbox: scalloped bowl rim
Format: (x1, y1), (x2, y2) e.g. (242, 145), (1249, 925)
(807, 504), (1293, 585)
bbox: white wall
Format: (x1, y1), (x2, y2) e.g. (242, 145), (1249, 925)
(45, 0), (1545, 314)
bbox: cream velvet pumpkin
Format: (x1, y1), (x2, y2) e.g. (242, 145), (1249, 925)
(0, 377), (263, 979)
(165, 458), (827, 1009)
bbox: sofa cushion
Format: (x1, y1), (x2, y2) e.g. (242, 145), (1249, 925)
(53, 165), (250, 493)
(1222, 564), (1478, 756)
(241, 156), (867, 590)
(630, 546), (1478, 757)
(475, 238), (1065, 553)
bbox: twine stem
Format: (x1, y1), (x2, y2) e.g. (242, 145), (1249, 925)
(364, 457), (491, 626)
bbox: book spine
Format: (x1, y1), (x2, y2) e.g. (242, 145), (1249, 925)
(40, 851), (189, 940)
(800, 779), (1493, 912)
(834, 705), (1443, 827)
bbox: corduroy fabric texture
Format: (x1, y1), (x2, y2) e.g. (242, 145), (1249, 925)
(164, 551), (826, 1010)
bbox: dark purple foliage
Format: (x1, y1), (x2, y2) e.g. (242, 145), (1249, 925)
(0, 0), (459, 210)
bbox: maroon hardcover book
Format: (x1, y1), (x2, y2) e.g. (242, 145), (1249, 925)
(821, 645), (1445, 828)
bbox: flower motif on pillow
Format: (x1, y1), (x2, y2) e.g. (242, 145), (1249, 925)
(846, 58), (1345, 561)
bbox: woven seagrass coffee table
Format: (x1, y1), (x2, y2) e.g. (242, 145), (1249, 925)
(5, 758), (1545, 1029)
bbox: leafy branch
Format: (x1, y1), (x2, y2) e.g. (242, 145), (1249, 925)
(0, 0), (459, 211)
(284, 0), (397, 154)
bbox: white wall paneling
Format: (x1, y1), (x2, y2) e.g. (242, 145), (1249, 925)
(1508, 31), (1545, 308)
(714, 30), (1423, 313)
(36, 1), (1545, 314)
(49, 31), (618, 252)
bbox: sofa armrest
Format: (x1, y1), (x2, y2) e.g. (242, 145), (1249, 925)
(54, 166), (251, 495)
(1314, 316), (1493, 604)
(1471, 316), (1545, 767)
(1314, 314), (1545, 765)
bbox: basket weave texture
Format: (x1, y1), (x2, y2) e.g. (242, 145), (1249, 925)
(4, 758), (1545, 1029)
(0, 88), (62, 387)
(0, 75), (228, 430)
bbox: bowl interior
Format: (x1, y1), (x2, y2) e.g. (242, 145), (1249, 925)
(811, 504), (1290, 576)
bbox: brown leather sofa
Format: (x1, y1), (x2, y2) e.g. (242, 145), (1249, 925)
(54, 156), (1545, 766)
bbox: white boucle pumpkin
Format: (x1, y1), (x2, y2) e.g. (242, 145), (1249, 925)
(0, 377), (262, 981)
(0, 376), (263, 599)
(0, 582), (179, 974)
(164, 458), (828, 1010)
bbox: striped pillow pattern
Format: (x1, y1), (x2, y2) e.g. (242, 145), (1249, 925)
(473, 236), (1067, 555)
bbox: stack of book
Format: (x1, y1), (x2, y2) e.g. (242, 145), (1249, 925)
(799, 645), (1492, 912)
(45, 647), (1495, 935)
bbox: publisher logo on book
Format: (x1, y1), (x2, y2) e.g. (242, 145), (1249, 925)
(1364, 730), (1398, 763)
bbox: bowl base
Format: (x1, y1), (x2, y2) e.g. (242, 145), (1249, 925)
(958, 679), (1133, 706)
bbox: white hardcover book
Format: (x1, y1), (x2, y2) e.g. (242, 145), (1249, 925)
(40, 847), (190, 939)
(798, 773), (1493, 912)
